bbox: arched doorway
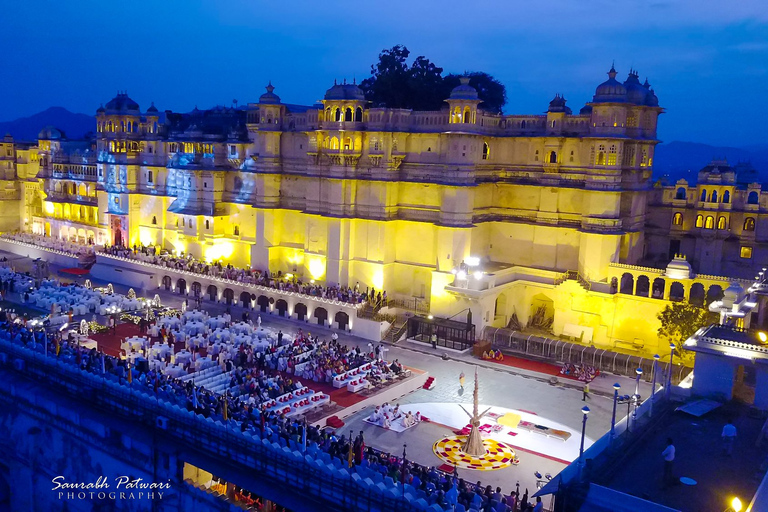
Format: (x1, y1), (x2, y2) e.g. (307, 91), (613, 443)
(620, 273), (634, 294)
(314, 307), (328, 326)
(635, 275), (650, 297)
(689, 283), (705, 307)
(162, 276), (172, 291)
(275, 299), (288, 317)
(257, 295), (270, 312)
(335, 311), (349, 330)
(240, 291), (251, 308)
(669, 282), (685, 302)
(207, 284), (217, 301)
(295, 303), (307, 321)
(652, 278), (666, 299)
(114, 228), (123, 246)
(223, 288), (234, 305)
(706, 285), (724, 305)
(177, 278), (187, 295)
(192, 282), (202, 298)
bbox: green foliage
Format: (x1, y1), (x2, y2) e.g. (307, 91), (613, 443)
(657, 302), (719, 358)
(360, 46), (507, 113)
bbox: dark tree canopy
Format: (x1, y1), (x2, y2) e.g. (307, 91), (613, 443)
(360, 46), (507, 113)
(657, 302), (718, 362)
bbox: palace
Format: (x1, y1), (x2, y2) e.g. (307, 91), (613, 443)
(1, 66), (765, 356)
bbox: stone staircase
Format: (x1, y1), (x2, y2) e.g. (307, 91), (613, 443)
(383, 316), (408, 343)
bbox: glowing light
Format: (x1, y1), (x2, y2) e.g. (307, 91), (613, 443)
(44, 202), (54, 215)
(465, 256), (480, 267)
(204, 241), (234, 263)
(285, 273), (293, 280)
(759, 332), (767, 343)
(372, 269), (384, 291)
(427, 315), (434, 320)
(474, 271), (483, 280)
(731, 497), (743, 512)
(456, 271), (467, 280)
(308, 258), (325, 280)
(450, 268), (457, 275)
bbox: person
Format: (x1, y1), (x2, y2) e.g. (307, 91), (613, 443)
(722, 419), (737, 456)
(459, 371), (465, 390)
(431, 332), (437, 349)
(532, 496), (544, 512)
(582, 382), (590, 401)
(662, 438), (675, 488)
(256, 315), (262, 329)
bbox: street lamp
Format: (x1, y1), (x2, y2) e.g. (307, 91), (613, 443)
(579, 405), (590, 477)
(610, 383), (620, 442)
(633, 368), (643, 424)
(727, 497), (743, 512)
(650, 354), (660, 417)
(667, 342), (675, 397)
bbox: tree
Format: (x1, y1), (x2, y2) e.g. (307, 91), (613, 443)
(657, 302), (718, 362)
(442, 72), (507, 114)
(361, 46), (507, 112)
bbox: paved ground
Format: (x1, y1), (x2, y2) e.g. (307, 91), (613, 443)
(3, 250), (658, 498)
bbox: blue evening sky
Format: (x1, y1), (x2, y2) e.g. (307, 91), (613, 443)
(1, 0), (766, 146)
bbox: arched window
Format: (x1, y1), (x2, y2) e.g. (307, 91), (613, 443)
(695, 215), (703, 228)
(151, 216), (157, 225)
(344, 108), (352, 122)
(234, 225), (240, 236)
(723, 190), (730, 203)
(717, 216), (726, 230)
(705, 216), (714, 229)
(711, 190), (718, 203)
(534, 150), (539, 162)
(700, 189), (707, 202)
(463, 107), (471, 123)
(744, 218), (756, 231)
(482, 142), (489, 160)
(355, 107), (363, 122)
(521, 120), (526, 129)
(672, 212), (683, 226)
(675, 187), (686, 200)
(597, 152), (605, 165)
(334, 108), (341, 122)
(549, 151), (557, 164)
(330, 137), (339, 150)
(748, 191), (759, 204)
(205, 220), (210, 230)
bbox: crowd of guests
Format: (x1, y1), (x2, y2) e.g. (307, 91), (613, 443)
(100, 243), (386, 306)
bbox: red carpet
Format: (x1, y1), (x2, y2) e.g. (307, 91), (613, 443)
(483, 354), (580, 381)
(90, 323), (143, 357)
(60, 268), (89, 275)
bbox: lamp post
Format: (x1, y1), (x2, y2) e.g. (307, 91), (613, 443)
(579, 405), (590, 478)
(610, 383), (620, 442)
(633, 367), (643, 424)
(650, 354), (659, 417)
(667, 342), (675, 397)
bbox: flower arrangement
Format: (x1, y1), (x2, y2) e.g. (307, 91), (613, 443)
(87, 321), (109, 334)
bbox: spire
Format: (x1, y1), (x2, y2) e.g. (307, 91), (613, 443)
(334, 78), (337, 85)
(265, 81), (275, 94)
(608, 62), (617, 79)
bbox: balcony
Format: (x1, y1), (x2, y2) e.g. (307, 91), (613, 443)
(45, 190), (98, 206)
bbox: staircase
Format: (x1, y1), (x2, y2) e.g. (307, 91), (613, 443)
(383, 316), (408, 343)
(556, 270), (591, 291)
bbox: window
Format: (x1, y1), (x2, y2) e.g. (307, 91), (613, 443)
(607, 145), (617, 166)
(570, 150), (574, 163)
(182, 218), (185, 227)
(234, 225), (240, 236)
(717, 216), (726, 230)
(534, 150), (539, 162)
(205, 220), (210, 230)
(230, 145), (237, 156)
(711, 190), (718, 203)
(148, 170), (153, 183)
(672, 212), (683, 226)
(723, 190), (730, 204)
(705, 216), (714, 229)
(482, 142), (489, 160)
(700, 189), (707, 202)
(355, 107), (363, 122)
(675, 187), (686, 200)
(744, 218), (756, 231)
(741, 246), (753, 259)
(151, 216), (157, 225)
(695, 215), (703, 228)
(748, 191), (759, 205)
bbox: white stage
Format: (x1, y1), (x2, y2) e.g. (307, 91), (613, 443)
(398, 402), (593, 464)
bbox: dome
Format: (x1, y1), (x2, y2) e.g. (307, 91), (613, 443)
(96, 104), (105, 114)
(38, 126), (63, 140)
(623, 70), (648, 105)
(645, 89), (659, 107)
(665, 254), (693, 280)
(104, 92), (140, 114)
(259, 82), (281, 104)
(547, 94), (572, 114)
(324, 79), (365, 101)
(146, 102), (158, 113)
(592, 65), (627, 103)
(449, 77), (479, 100)
(579, 104), (593, 115)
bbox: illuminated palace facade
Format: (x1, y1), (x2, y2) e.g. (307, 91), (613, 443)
(3, 67), (767, 355)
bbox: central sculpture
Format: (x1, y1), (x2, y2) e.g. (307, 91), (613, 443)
(459, 367), (491, 456)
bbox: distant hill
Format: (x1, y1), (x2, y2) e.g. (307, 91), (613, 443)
(654, 141), (768, 183)
(0, 107), (94, 142)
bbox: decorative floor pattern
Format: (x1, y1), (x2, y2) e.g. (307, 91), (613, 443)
(432, 435), (516, 471)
